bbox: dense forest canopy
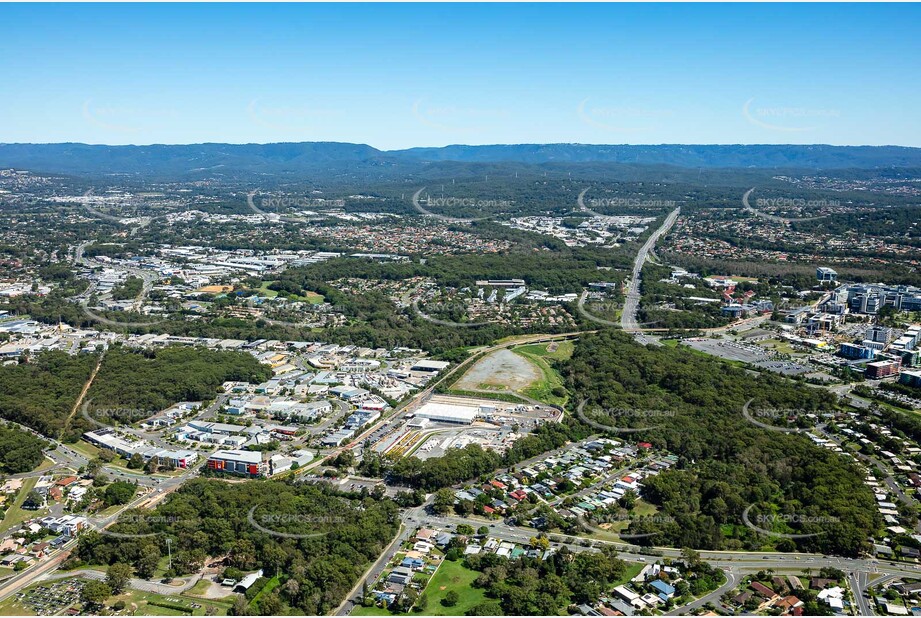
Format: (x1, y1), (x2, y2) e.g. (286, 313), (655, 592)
(0, 423), (49, 474)
(0, 351), (98, 441)
(0, 347), (272, 442)
(73, 479), (400, 616)
(86, 345), (273, 415)
(565, 331), (881, 556)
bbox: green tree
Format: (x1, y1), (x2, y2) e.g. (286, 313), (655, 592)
(105, 562), (133, 594)
(81, 581), (111, 608)
(433, 488), (455, 514)
(442, 590), (459, 607)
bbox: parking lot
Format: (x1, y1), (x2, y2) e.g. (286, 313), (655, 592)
(752, 359), (813, 375)
(682, 337), (771, 363)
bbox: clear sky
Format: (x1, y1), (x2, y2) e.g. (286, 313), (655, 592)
(1, 3), (918, 149)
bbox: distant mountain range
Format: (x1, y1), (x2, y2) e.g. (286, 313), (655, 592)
(1, 142), (919, 177)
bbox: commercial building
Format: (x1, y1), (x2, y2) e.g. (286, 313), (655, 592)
(839, 284), (921, 315)
(207, 450), (265, 476)
(83, 428), (198, 468)
(840, 343), (876, 361)
(866, 359), (901, 379)
(816, 267), (838, 282)
(475, 279), (526, 287)
(410, 360), (451, 373)
(900, 370), (921, 389)
(866, 326), (893, 344)
(415, 402), (478, 425)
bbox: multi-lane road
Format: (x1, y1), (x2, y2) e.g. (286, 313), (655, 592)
(621, 207), (680, 343)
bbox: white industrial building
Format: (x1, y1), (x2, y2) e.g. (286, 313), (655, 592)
(414, 402), (478, 425)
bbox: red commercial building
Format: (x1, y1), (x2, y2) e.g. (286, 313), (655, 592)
(866, 359), (901, 379)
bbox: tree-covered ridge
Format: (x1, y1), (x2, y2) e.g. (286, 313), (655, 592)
(72, 479), (400, 616)
(0, 423), (49, 474)
(565, 331), (881, 556)
(86, 345), (273, 414)
(0, 351), (98, 440)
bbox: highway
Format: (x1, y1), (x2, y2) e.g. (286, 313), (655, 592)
(621, 207), (680, 344)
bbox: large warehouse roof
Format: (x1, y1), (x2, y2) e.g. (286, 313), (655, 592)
(415, 402), (478, 423)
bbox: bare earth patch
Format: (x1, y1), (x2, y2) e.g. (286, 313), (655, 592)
(455, 349), (541, 391)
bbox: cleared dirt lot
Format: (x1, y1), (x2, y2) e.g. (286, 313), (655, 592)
(454, 349), (541, 391)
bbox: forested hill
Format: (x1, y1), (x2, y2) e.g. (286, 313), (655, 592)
(395, 143), (921, 168)
(1, 142), (920, 176)
(566, 331), (881, 557)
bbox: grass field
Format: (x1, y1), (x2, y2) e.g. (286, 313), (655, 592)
(0, 477), (46, 535)
(419, 559), (486, 615)
(756, 338), (798, 355)
(183, 579), (213, 597)
(258, 281), (324, 304)
(602, 500), (659, 533)
(352, 560), (486, 617)
(34, 457), (56, 473)
(514, 341), (574, 362)
(512, 346), (568, 406)
(69, 439), (103, 460)
(115, 585), (233, 616)
(611, 562), (645, 587)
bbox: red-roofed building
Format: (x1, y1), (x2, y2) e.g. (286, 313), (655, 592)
(55, 476), (78, 487)
(490, 480), (507, 490)
(637, 442), (652, 449)
(751, 582), (776, 599)
(776, 596), (803, 611)
(509, 490), (527, 501)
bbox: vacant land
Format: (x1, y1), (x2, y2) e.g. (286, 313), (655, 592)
(259, 281), (324, 304)
(756, 338), (798, 355)
(0, 477), (45, 535)
(454, 349), (541, 392)
(353, 559), (486, 617)
(421, 559), (486, 615)
(513, 345), (569, 406)
(515, 340), (574, 362)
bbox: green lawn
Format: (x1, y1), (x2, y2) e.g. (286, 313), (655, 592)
(34, 457), (56, 473)
(353, 560), (486, 617)
(419, 559), (486, 615)
(611, 562), (645, 587)
(514, 341), (574, 362)
(69, 439), (103, 460)
(756, 338), (798, 355)
(112, 585), (233, 616)
(258, 281), (324, 304)
(251, 575), (281, 609)
(183, 579), (214, 598)
(513, 347), (568, 406)
(0, 477), (46, 535)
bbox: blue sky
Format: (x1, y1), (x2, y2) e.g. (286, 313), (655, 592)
(1, 3), (918, 148)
